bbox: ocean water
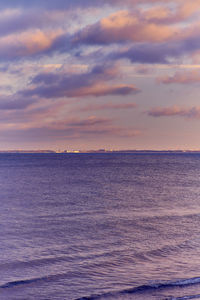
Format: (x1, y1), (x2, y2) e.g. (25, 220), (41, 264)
(1, 153), (200, 300)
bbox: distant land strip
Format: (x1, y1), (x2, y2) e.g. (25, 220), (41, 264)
(0, 150), (200, 154)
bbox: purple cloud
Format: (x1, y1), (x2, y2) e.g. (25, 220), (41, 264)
(0, 113), (141, 144)
(106, 35), (200, 64)
(79, 103), (137, 112)
(21, 64), (140, 99)
(148, 106), (200, 119)
(0, 0), (146, 10)
(0, 7), (199, 64)
(0, 95), (36, 110)
(0, 10), (56, 37)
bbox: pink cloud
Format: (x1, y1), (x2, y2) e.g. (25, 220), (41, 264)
(0, 1), (199, 64)
(0, 108), (142, 142)
(79, 103), (137, 112)
(141, 1), (200, 24)
(72, 10), (180, 45)
(177, 1), (200, 20)
(0, 2), (199, 63)
(65, 116), (111, 127)
(148, 106), (200, 119)
(0, 29), (62, 59)
(158, 70), (200, 84)
(65, 84), (139, 98)
(141, 6), (174, 23)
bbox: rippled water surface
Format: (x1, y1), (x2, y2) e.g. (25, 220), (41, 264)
(1, 153), (200, 299)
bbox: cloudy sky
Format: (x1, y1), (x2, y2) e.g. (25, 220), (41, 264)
(1, 0), (200, 150)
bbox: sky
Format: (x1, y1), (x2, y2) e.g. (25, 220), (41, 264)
(1, 0), (200, 150)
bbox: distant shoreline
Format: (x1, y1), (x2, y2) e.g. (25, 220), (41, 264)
(1, 150), (200, 154)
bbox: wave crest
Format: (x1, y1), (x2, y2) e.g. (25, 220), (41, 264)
(75, 277), (200, 300)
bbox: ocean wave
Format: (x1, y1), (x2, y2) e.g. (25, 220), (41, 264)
(169, 295), (200, 300)
(75, 277), (200, 300)
(0, 277), (43, 288)
(0, 271), (80, 289)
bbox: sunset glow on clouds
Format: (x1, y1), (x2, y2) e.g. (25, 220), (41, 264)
(1, 0), (200, 150)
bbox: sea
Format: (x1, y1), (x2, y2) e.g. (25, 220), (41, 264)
(1, 153), (200, 300)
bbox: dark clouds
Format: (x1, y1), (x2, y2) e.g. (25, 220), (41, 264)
(107, 36), (200, 64)
(0, 63), (140, 122)
(21, 64), (140, 99)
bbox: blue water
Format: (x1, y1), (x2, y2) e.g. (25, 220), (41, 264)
(1, 153), (200, 300)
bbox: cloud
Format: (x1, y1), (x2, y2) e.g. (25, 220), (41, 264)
(0, 89), (142, 143)
(21, 64), (140, 99)
(107, 32), (200, 64)
(1, 0), (200, 149)
(140, 2), (200, 24)
(0, 1), (198, 12)
(1, 126), (141, 144)
(177, 1), (200, 21)
(0, 2), (199, 63)
(71, 10), (179, 46)
(0, 0), (176, 10)
(79, 103), (137, 112)
(0, 64), (139, 114)
(0, 29), (64, 61)
(141, 6), (176, 24)
(68, 3), (200, 49)
(0, 9), (62, 37)
(109, 43), (172, 64)
(157, 70), (200, 84)
(148, 106), (200, 119)
(0, 95), (36, 110)
(65, 116), (111, 127)
(0, 110), (141, 143)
